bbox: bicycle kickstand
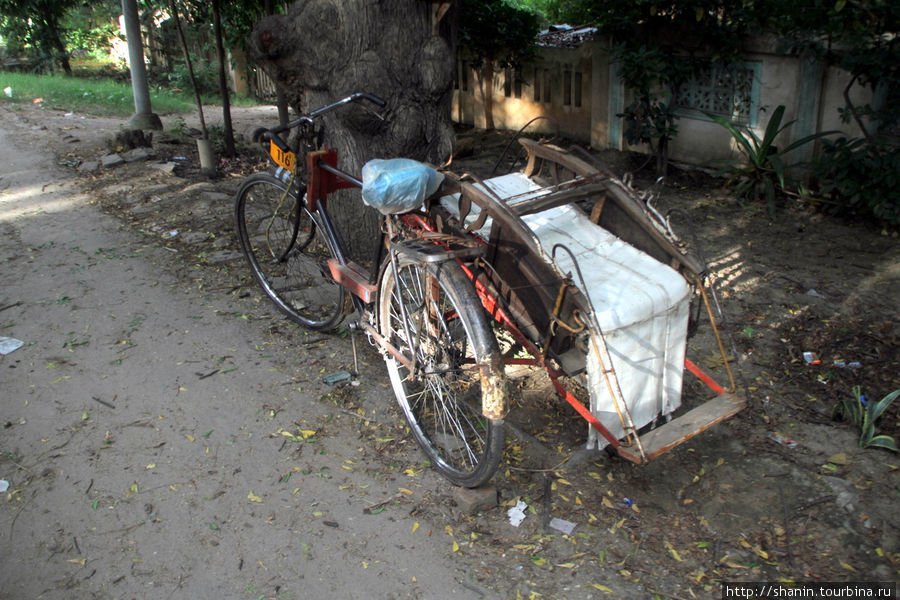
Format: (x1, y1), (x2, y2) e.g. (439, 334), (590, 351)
(348, 322), (361, 378)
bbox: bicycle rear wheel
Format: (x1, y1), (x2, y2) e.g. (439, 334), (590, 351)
(234, 172), (345, 330)
(377, 255), (505, 488)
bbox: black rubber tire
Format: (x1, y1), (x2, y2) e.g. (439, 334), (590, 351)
(377, 256), (505, 488)
(234, 173), (345, 331)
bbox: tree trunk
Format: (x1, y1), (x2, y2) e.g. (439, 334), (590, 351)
(249, 0), (458, 260)
(168, 0), (207, 138)
(262, 0), (291, 126)
(38, 7), (72, 75)
(212, 0), (236, 156)
(481, 60), (495, 130)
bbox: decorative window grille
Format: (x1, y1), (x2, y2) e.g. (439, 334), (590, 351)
(674, 63), (760, 125)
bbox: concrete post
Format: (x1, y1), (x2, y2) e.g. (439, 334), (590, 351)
(121, 0), (162, 130)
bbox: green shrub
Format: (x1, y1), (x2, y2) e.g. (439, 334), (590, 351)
(833, 386), (899, 452)
(706, 105), (837, 217)
(150, 60), (219, 97)
(812, 136), (900, 227)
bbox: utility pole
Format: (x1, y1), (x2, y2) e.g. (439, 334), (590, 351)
(121, 0), (163, 130)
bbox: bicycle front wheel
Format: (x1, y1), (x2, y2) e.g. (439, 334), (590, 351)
(377, 256), (505, 488)
(234, 173), (345, 330)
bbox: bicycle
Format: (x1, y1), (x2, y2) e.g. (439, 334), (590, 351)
(235, 92), (506, 487)
(235, 92), (746, 489)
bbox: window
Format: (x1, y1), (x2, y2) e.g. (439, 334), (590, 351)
(674, 63), (760, 125)
(504, 68), (522, 99)
(533, 67), (552, 104)
(543, 69), (552, 104)
(574, 72), (583, 108)
(563, 69), (584, 108)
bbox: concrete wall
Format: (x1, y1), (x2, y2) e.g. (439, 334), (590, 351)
(452, 35), (876, 167)
(454, 43), (597, 142)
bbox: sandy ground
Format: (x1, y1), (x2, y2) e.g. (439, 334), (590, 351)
(0, 105), (504, 599)
(1, 101), (897, 600)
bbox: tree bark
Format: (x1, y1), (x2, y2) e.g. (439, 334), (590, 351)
(38, 3), (72, 75)
(168, 0), (207, 138)
(249, 0), (458, 260)
(480, 60), (495, 130)
(212, 0), (236, 156)
(262, 0), (290, 127)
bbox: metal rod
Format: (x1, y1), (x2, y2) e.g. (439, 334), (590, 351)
(694, 276), (736, 392)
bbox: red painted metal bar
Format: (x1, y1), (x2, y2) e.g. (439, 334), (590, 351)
(306, 148), (357, 211)
(546, 367), (621, 449)
(684, 357), (726, 395)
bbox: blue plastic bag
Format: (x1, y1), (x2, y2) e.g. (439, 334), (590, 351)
(361, 158), (444, 215)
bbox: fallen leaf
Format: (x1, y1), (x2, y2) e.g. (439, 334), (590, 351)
(827, 452), (849, 465)
(609, 517), (625, 533)
(688, 569), (706, 583)
(840, 561), (856, 572)
(591, 583), (613, 593)
(665, 541), (684, 562)
(719, 555), (748, 569)
(67, 558), (87, 566)
(398, 487), (413, 495)
(452, 541), (459, 552)
(412, 522), (419, 534)
(247, 491), (263, 503)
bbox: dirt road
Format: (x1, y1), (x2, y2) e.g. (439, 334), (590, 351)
(0, 107), (503, 599)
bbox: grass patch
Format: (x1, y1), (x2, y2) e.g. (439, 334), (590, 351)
(0, 71), (261, 117)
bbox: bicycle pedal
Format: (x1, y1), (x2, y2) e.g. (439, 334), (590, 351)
(393, 236), (484, 263)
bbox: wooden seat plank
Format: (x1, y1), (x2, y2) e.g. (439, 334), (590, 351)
(616, 393), (746, 464)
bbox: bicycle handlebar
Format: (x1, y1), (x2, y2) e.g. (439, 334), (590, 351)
(263, 92), (386, 153)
